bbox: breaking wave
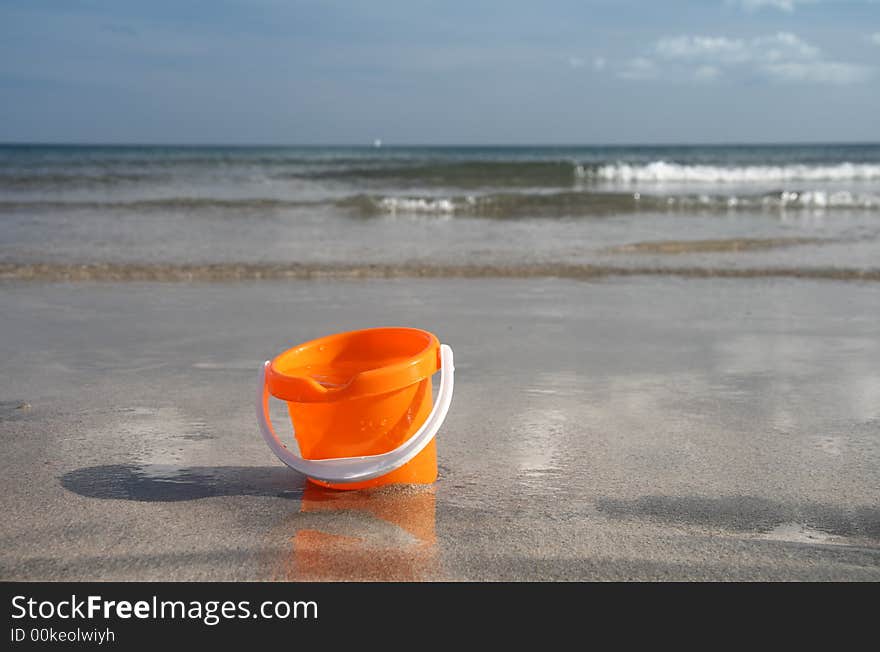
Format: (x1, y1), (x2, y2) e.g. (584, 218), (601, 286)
(3, 189), (878, 218)
(342, 189), (880, 218)
(582, 161), (880, 183)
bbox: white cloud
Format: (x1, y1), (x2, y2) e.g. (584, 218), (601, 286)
(656, 32), (819, 64)
(567, 56), (608, 72)
(762, 61), (872, 83)
(758, 32), (820, 60)
(657, 35), (749, 62)
(871, 32), (880, 46)
(618, 57), (658, 80)
(733, 0), (815, 11)
(694, 65), (722, 81)
(614, 31), (871, 84)
(733, 0), (879, 12)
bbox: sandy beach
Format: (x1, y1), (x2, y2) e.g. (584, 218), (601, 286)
(2, 276), (878, 580)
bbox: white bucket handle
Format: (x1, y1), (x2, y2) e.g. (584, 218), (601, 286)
(256, 344), (454, 483)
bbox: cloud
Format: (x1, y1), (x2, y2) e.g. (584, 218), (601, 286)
(656, 32), (819, 64)
(694, 65), (722, 81)
(871, 32), (880, 46)
(614, 31), (871, 84)
(732, 0), (815, 11)
(762, 61), (872, 83)
(566, 56), (608, 72)
(656, 36), (751, 62)
(754, 32), (820, 60)
(618, 57), (658, 80)
(733, 0), (879, 12)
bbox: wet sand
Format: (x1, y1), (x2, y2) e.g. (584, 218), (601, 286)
(1, 277), (878, 580)
(603, 236), (824, 254)
(2, 261), (880, 282)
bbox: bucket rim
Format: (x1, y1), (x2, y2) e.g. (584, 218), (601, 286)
(266, 326), (441, 403)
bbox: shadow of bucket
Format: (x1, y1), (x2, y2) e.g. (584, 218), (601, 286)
(257, 327), (454, 490)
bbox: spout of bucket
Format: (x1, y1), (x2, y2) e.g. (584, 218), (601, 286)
(263, 369), (342, 401)
(256, 344), (455, 484)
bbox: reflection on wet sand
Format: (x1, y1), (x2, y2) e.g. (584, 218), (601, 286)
(277, 484), (438, 581)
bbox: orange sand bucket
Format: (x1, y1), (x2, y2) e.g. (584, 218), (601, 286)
(256, 327), (454, 489)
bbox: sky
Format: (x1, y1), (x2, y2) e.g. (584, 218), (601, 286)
(1, 0), (878, 144)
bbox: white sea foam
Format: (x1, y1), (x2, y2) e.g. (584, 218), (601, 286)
(699, 190), (880, 208)
(365, 188), (880, 217)
(377, 196), (475, 214)
(773, 190), (880, 208)
(583, 160), (880, 183)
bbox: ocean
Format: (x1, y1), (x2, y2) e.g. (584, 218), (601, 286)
(1, 143), (879, 277)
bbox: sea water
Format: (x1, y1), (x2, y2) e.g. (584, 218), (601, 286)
(1, 143), (879, 273)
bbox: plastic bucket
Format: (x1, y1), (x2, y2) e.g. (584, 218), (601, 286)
(256, 327), (454, 489)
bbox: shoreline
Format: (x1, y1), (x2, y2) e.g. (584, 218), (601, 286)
(3, 262), (880, 282)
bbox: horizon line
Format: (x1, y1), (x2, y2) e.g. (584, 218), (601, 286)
(2, 140), (880, 148)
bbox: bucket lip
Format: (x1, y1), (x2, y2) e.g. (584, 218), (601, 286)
(266, 326), (441, 403)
